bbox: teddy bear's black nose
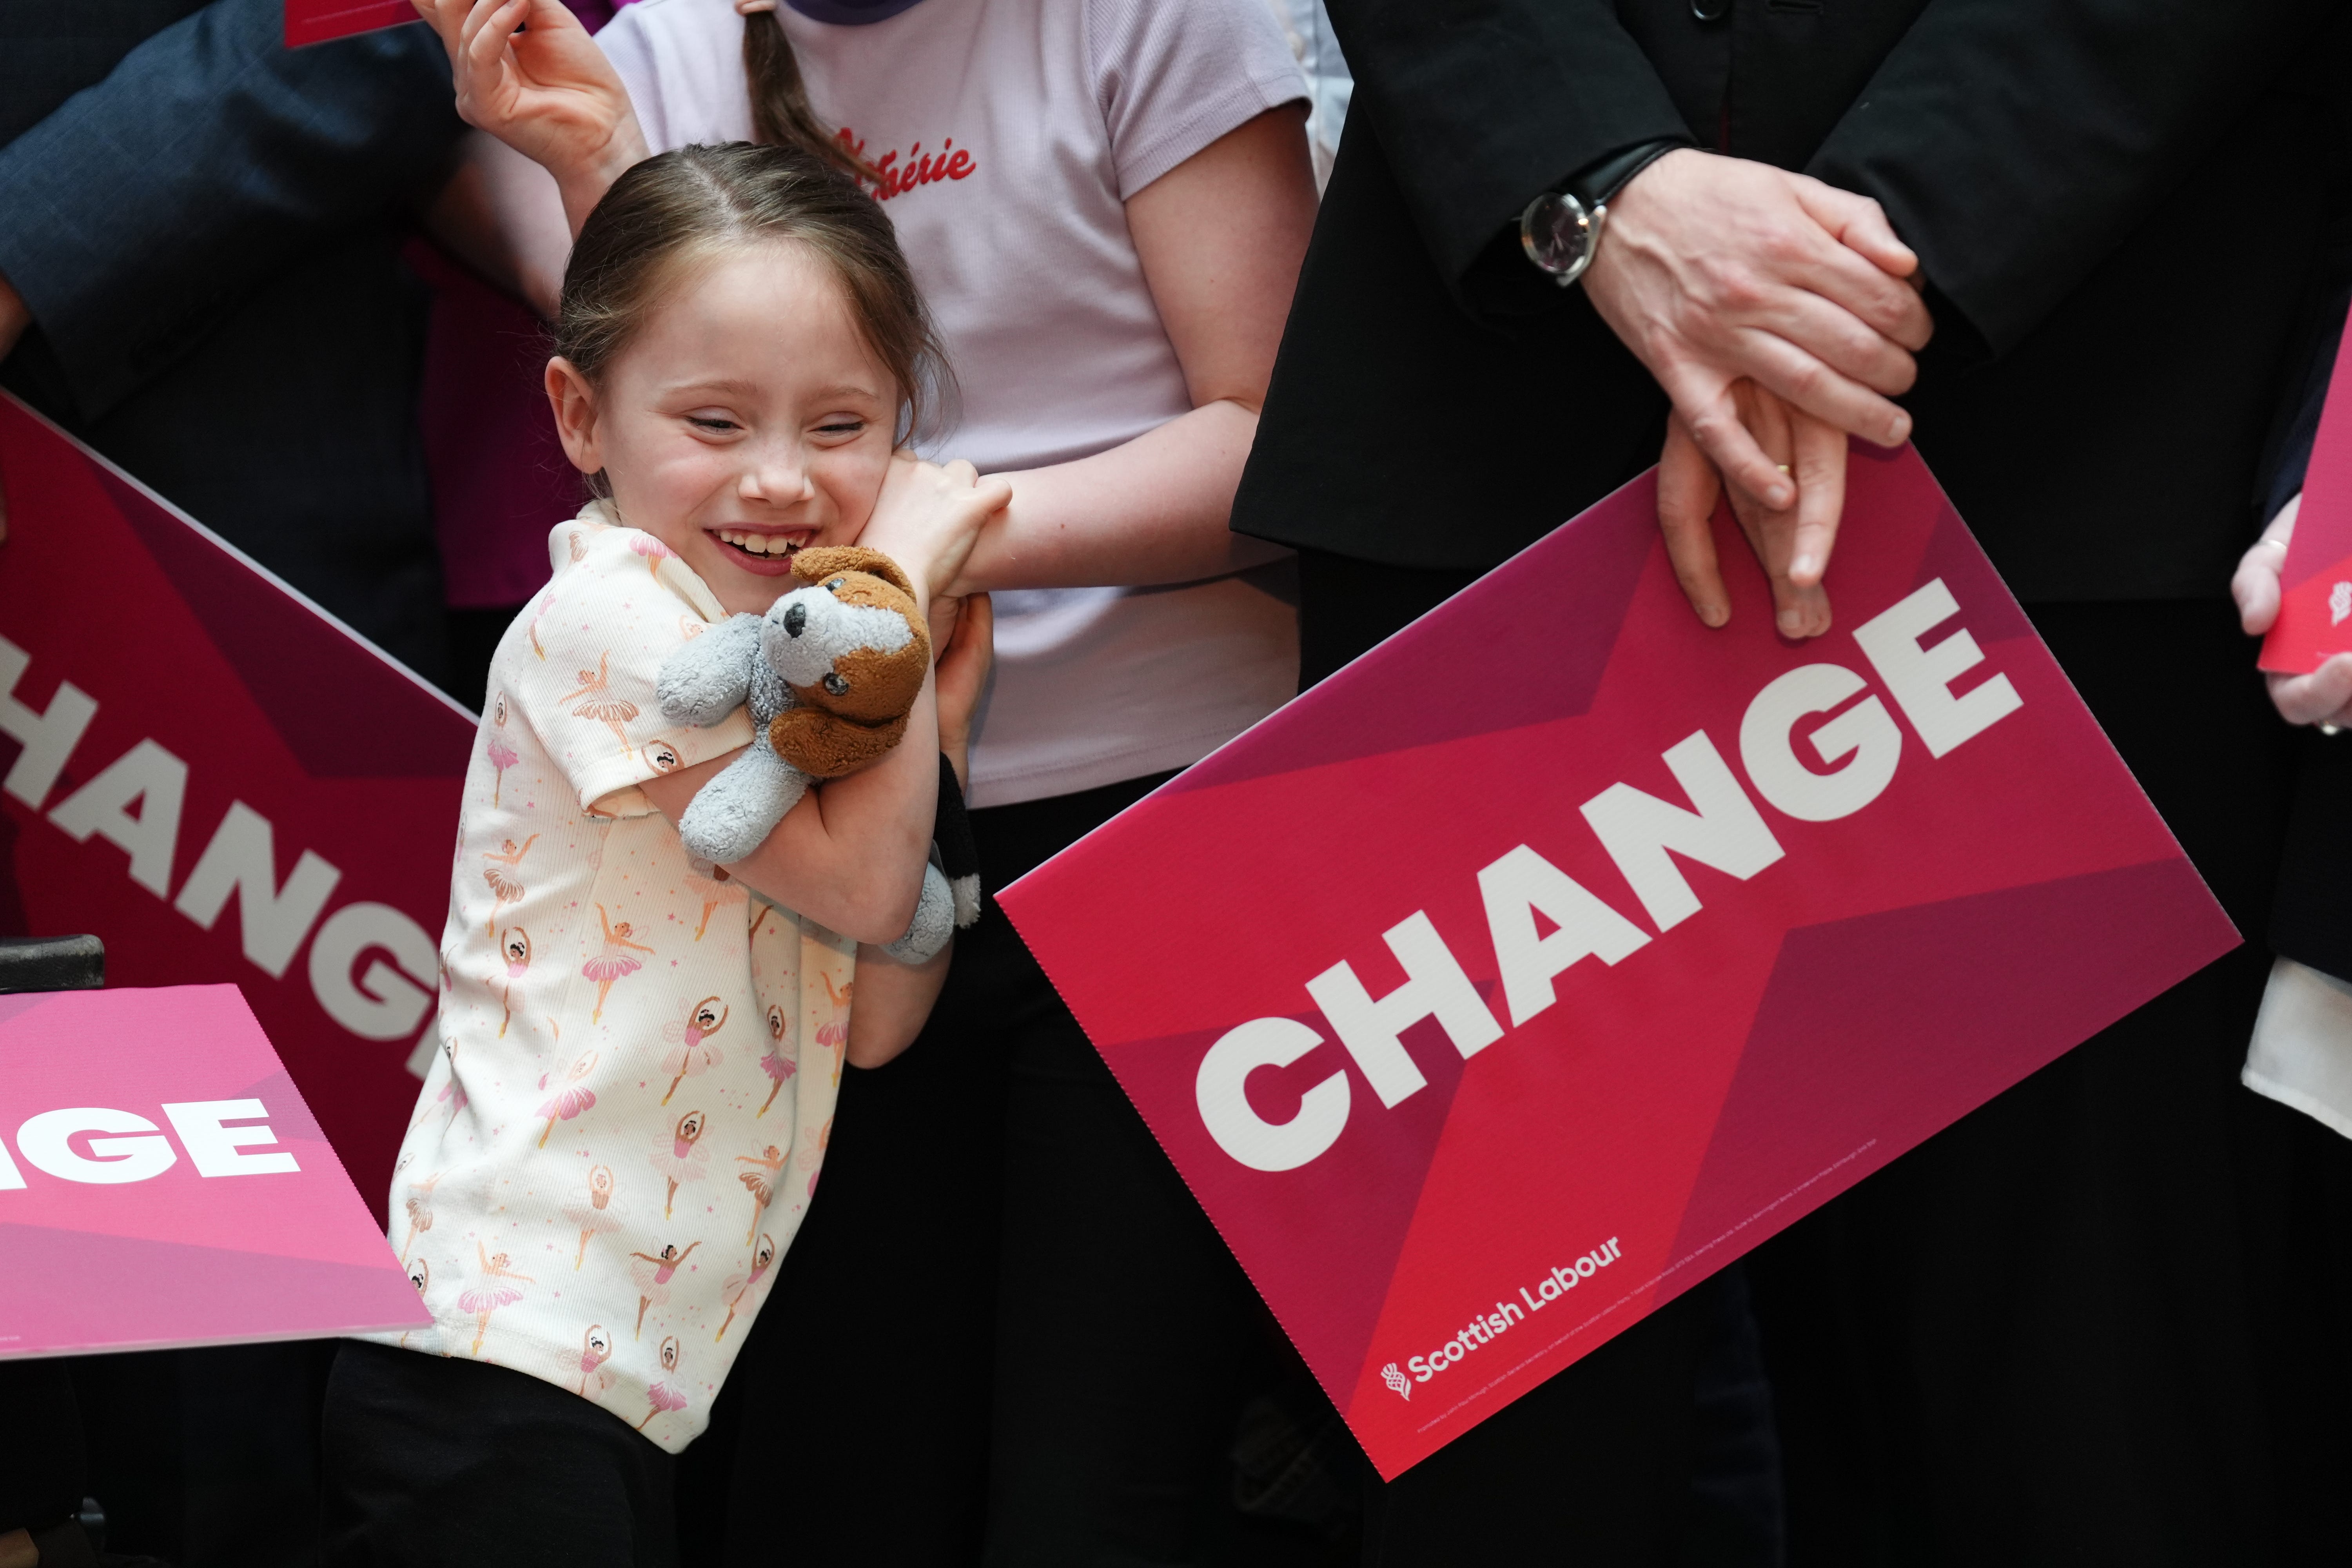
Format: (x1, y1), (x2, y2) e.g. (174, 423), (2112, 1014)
(782, 602), (807, 638)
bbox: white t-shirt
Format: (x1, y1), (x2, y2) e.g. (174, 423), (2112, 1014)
(601, 0), (1307, 807)
(370, 510), (852, 1452)
(2243, 955), (2352, 1142)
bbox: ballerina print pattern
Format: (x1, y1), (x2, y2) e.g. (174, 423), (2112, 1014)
(367, 506), (854, 1453)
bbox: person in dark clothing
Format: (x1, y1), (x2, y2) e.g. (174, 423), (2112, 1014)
(1234, 0), (2350, 1558)
(0, 0), (464, 688)
(0, 9), (463, 1563)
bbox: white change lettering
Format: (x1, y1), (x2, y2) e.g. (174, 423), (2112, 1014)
(174, 802), (343, 979)
(1581, 730), (1784, 932)
(0, 632), (98, 810)
(308, 902), (439, 1042)
(1852, 579), (2022, 759)
(47, 738), (188, 898)
(1305, 911), (1502, 1108)
(1477, 845), (1649, 1027)
(16, 1108), (177, 1185)
(1738, 663), (1903, 822)
(1195, 1018), (1349, 1172)
(161, 1099), (300, 1177)
(1192, 577), (2028, 1172)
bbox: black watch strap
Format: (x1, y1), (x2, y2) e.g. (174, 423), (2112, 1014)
(1565, 136), (1691, 212)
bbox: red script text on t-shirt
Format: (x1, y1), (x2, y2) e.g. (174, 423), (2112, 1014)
(836, 128), (975, 201)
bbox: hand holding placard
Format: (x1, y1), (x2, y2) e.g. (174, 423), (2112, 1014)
(2258, 305), (2352, 679)
(2237, 495), (2352, 729)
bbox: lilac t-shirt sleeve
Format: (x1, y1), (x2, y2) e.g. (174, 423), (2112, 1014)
(1085, 0), (1308, 200)
(598, 0), (753, 153)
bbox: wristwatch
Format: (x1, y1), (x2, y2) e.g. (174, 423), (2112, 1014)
(1519, 138), (1689, 288)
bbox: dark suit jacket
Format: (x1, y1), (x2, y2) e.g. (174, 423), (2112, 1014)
(0, 0), (463, 677)
(1233, 0), (2346, 605)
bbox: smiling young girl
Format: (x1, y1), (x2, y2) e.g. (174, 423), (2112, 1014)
(319, 141), (1004, 1566)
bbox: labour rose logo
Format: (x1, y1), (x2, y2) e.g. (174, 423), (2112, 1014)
(1381, 1361), (1411, 1400)
(2330, 580), (2351, 627)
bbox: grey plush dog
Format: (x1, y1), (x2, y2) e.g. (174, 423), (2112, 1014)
(657, 547), (955, 962)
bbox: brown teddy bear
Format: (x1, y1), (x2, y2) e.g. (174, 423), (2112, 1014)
(761, 547), (930, 779)
(655, 546), (958, 959)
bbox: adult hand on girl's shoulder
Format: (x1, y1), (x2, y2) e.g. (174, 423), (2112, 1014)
(858, 454), (1012, 610)
(931, 593), (993, 791)
(409, 0), (648, 235)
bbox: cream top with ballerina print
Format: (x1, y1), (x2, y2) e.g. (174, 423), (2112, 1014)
(366, 503), (855, 1452)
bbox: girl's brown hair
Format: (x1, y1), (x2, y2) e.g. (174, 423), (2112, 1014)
(554, 140), (945, 442)
(742, 11), (877, 184)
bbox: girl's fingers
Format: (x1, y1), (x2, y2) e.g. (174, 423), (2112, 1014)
(463, 0), (530, 91)
(1658, 416), (1730, 627)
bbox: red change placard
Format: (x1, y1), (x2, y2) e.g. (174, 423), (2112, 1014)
(285, 0), (416, 47)
(998, 443), (2237, 1478)
(2261, 306), (2352, 674)
(0, 392), (471, 1222)
(0, 985), (427, 1357)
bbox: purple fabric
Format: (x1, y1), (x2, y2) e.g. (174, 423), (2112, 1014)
(784, 0), (929, 23)
(409, 240), (582, 610)
(412, 0), (629, 612)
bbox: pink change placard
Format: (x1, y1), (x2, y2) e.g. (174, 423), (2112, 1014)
(2260, 305), (2352, 673)
(998, 442), (2238, 1478)
(285, 0), (416, 47)
(0, 392), (472, 1223)
(0, 985), (427, 1357)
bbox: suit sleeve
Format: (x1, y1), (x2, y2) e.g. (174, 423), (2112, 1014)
(1322, 0), (1690, 294)
(1807, 0), (2336, 359)
(0, 0), (463, 422)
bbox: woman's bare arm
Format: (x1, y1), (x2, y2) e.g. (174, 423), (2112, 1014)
(944, 104), (1318, 595)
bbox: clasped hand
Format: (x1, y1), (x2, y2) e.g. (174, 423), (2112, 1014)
(1589, 149), (1932, 638)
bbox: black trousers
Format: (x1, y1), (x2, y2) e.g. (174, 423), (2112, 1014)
(321, 1339), (678, 1568)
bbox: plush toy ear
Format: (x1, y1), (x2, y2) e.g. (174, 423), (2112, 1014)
(793, 546), (914, 597)
(769, 706), (910, 779)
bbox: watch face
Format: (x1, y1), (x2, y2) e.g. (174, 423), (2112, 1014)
(1522, 191), (1593, 277)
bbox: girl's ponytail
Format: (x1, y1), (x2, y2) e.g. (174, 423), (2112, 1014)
(742, 12), (876, 184)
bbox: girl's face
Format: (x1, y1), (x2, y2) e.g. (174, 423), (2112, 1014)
(550, 241), (899, 617)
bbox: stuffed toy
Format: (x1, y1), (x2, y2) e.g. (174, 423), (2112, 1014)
(657, 546), (969, 960)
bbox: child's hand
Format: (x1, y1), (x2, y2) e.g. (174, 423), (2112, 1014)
(409, 0), (648, 234)
(932, 593), (993, 790)
(858, 455), (1012, 608)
